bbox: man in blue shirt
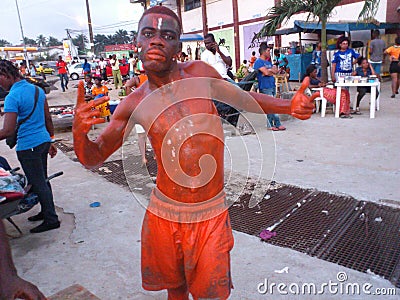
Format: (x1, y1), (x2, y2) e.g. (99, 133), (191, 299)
(331, 37), (360, 82)
(254, 43), (286, 131)
(0, 59), (60, 233)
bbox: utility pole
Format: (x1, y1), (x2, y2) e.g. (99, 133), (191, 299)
(14, 0), (30, 71)
(85, 0), (95, 57)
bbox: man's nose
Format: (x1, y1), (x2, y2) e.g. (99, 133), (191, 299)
(149, 34), (165, 47)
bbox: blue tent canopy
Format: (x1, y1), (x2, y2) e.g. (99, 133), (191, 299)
(180, 33), (203, 42)
(274, 20), (400, 35)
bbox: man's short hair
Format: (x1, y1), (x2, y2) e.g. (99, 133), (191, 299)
(259, 42), (269, 55)
(139, 6), (182, 33)
(204, 33), (215, 42)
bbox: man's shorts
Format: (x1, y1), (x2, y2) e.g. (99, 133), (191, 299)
(141, 193), (234, 299)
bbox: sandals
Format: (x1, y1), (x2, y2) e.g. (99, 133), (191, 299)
(350, 108), (362, 115)
(340, 114), (353, 119)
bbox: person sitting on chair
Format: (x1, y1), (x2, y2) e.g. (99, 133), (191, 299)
(352, 57), (378, 114)
(304, 64), (352, 118)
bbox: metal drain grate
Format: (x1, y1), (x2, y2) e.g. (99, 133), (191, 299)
(55, 141), (74, 153)
(265, 191), (359, 256)
(229, 185), (312, 236)
(320, 202), (400, 287)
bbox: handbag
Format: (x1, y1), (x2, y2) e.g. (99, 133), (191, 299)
(6, 86), (39, 149)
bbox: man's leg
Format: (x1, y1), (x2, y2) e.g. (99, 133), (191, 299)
(17, 143), (59, 226)
(64, 74), (69, 89)
(117, 71), (123, 89)
(59, 74), (65, 92)
(371, 63), (382, 81)
(112, 70), (118, 90)
(356, 87), (367, 108)
(138, 132), (147, 166)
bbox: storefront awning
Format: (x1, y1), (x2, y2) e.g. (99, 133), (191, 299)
(274, 20), (400, 36)
(180, 33), (203, 42)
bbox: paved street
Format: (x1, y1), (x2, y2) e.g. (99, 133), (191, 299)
(1, 77), (399, 299)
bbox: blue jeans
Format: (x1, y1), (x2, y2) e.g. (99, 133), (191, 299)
(17, 142), (59, 224)
(370, 62), (382, 76)
(260, 88), (282, 128)
(59, 73), (69, 92)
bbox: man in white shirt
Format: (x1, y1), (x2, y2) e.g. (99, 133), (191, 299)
(110, 54), (123, 90)
(201, 33), (232, 79)
(98, 57), (108, 81)
(201, 33), (239, 127)
(128, 53), (137, 79)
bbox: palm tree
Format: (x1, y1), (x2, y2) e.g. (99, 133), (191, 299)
(47, 36), (61, 47)
(129, 30), (138, 45)
(36, 34), (47, 48)
(0, 39), (11, 47)
(23, 37), (37, 46)
(114, 29), (130, 44)
(255, 0), (380, 82)
(72, 34), (89, 55)
(94, 34), (108, 53)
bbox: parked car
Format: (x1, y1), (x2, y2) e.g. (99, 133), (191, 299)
(67, 62), (97, 80)
(35, 64), (55, 75)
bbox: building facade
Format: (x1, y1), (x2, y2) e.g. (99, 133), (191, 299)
(157, 0), (399, 70)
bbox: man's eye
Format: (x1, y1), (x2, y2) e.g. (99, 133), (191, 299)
(143, 32), (153, 38)
(163, 34), (175, 40)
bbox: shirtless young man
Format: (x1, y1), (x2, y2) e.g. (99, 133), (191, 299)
(73, 6), (314, 300)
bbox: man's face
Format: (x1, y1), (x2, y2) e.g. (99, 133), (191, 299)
(137, 13), (181, 72)
(204, 37), (216, 53)
(0, 74), (13, 91)
(264, 48), (271, 58)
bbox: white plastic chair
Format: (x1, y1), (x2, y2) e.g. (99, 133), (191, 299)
(312, 88), (333, 117)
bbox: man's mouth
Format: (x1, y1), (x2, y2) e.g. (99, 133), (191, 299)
(146, 50), (166, 61)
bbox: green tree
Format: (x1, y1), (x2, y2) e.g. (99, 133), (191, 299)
(114, 29), (130, 44)
(94, 34), (108, 53)
(47, 36), (61, 47)
(129, 30), (138, 44)
(106, 34), (116, 45)
(255, 0), (380, 82)
(72, 34), (89, 55)
(23, 37), (37, 46)
(36, 34), (47, 48)
(0, 39), (11, 47)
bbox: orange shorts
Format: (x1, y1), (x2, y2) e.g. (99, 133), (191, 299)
(141, 197), (234, 299)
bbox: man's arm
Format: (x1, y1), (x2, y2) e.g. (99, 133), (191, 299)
(44, 99), (57, 158)
(0, 112), (17, 141)
(257, 65), (278, 77)
(0, 221), (46, 300)
(214, 44), (232, 67)
(331, 62), (337, 82)
(248, 77), (315, 119)
(73, 81), (135, 169)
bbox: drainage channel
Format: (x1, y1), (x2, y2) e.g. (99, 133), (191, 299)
(56, 143), (400, 287)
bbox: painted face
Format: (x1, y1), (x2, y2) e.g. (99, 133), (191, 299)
(137, 13), (181, 72)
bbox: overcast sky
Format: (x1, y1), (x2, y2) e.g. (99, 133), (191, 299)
(0, 0), (145, 45)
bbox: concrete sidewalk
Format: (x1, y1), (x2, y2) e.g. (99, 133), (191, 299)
(2, 79), (399, 299)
